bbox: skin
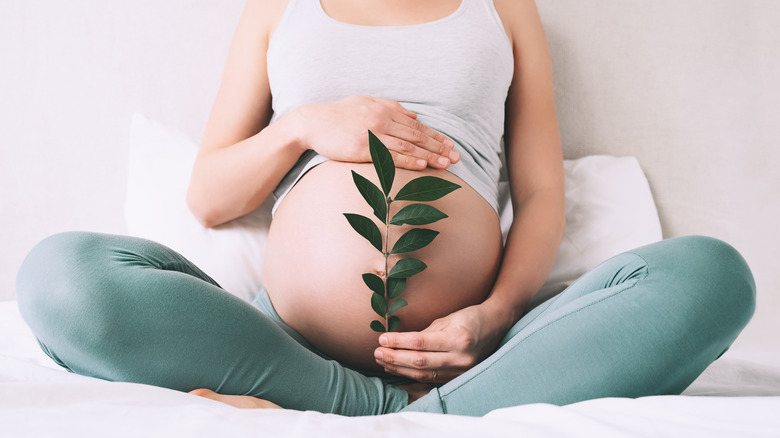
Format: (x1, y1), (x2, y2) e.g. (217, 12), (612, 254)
(187, 0), (564, 409)
(264, 159), (503, 371)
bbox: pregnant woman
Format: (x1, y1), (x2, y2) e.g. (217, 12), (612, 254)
(17, 0), (755, 416)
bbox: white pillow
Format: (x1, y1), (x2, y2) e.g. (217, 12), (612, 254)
(500, 155), (663, 306)
(125, 114), (272, 302)
(125, 114), (662, 305)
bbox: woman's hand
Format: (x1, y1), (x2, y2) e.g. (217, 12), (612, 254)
(373, 303), (510, 383)
(291, 95), (460, 170)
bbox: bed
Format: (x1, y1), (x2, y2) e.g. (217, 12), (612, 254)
(3, 117), (780, 438)
(2, 299), (780, 436)
(2, 0), (779, 436)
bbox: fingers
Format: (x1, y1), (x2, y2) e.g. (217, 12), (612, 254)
(378, 331), (451, 352)
(377, 129), (460, 171)
(374, 348), (469, 383)
(372, 99), (461, 170)
(374, 331), (477, 383)
(374, 97), (418, 120)
(328, 96), (460, 169)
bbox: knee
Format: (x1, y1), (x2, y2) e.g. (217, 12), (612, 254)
(669, 235), (756, 333)
(16, 232), (107, 332)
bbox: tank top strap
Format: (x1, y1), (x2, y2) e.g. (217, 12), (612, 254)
(272, 0), (322, 37)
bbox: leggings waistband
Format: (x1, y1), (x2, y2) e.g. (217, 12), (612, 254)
(250, 287), (284, 323)
(250, 287), (318, 351)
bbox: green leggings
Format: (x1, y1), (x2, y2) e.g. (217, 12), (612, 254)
(16, 232), (754, 416)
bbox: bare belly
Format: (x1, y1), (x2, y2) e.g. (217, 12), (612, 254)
(262, 160), (503, 370)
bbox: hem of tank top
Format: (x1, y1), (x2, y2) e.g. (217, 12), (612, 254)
(271, 153), (330, 216)
(271, 155), (500, 218)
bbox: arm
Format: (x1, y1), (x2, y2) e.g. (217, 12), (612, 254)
(479, 0), (566, 338)
(374, 0), (565, 382)
(186, 0), (299, 228)
(188, 0), (459, 228)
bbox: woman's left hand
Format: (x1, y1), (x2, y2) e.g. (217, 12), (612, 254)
(373, 304), (509, 383)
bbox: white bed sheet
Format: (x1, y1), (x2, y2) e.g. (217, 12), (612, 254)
(2, 300), (780, 437)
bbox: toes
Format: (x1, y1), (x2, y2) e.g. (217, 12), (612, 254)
(189, 388), (217, 399)
(188, 388), (282, 409)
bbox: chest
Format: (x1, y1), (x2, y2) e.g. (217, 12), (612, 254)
(266, 1), (513, 119)
(318, 0), (463, 27)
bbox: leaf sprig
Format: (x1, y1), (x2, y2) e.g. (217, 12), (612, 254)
(344, 131), (460, 332)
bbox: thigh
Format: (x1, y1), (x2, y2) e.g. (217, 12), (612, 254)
(16, 232), (407, 415)
(498, 248), (650, 347)
(404, 236), (755, 416)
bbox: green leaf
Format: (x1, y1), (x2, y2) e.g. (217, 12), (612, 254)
(391, 228), (439, 254)
(388, 316), (401, 332)
(395, 176), (460, 202)
(362, 273), (385, 296)
(351, 171), (387, 222)
(387, 277), (406, 299)
(389, 204), (448, 226)
(370, 320), (386, 333)
(368, 130), (395, 197)
(344, 213), (383, 252)
(388, 299), (408, 315)
(388, 258), (427, 279)
(371, 292), (387, 317)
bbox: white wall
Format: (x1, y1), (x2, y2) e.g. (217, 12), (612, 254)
(0, 0), (244, 298)
(536, 0), (780, 363)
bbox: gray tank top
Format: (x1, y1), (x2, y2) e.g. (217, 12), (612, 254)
(268, 0), (514, 213)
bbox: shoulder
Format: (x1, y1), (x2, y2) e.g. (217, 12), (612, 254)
(244, 0), (289, 17)
(492, 0), (546, 49)
(242, 0), (290, 39)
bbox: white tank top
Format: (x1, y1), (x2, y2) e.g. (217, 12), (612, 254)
(268, 0), (514, 213)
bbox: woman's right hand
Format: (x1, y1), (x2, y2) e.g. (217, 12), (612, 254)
(290, 95), (460, 170)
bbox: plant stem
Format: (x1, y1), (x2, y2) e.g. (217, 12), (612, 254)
(384, 197), (391, 331)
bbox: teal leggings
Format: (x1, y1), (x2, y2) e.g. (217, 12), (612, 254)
(16, 232), (754, 416)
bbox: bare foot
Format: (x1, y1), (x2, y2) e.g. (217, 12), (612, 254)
(189, 388), (283, 409)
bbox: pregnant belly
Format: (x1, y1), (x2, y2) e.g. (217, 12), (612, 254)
(262, 160), (503, 371)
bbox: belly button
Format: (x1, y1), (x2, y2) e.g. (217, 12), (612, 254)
(373, 261), (386, 278)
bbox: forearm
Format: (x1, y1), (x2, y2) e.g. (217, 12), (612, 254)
(482, 188), (566, 332)
(186, 113), (307, 228)
(374, 190), (565, 380)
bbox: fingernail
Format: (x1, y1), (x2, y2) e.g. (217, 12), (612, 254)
(379, 334), (388, 346)
(449, 150), (460, 162)
(374, 349), (383, 361)
(445, 139), (455, 147)
(438, 157), (450, 166)
(416, 159), (427, 168)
